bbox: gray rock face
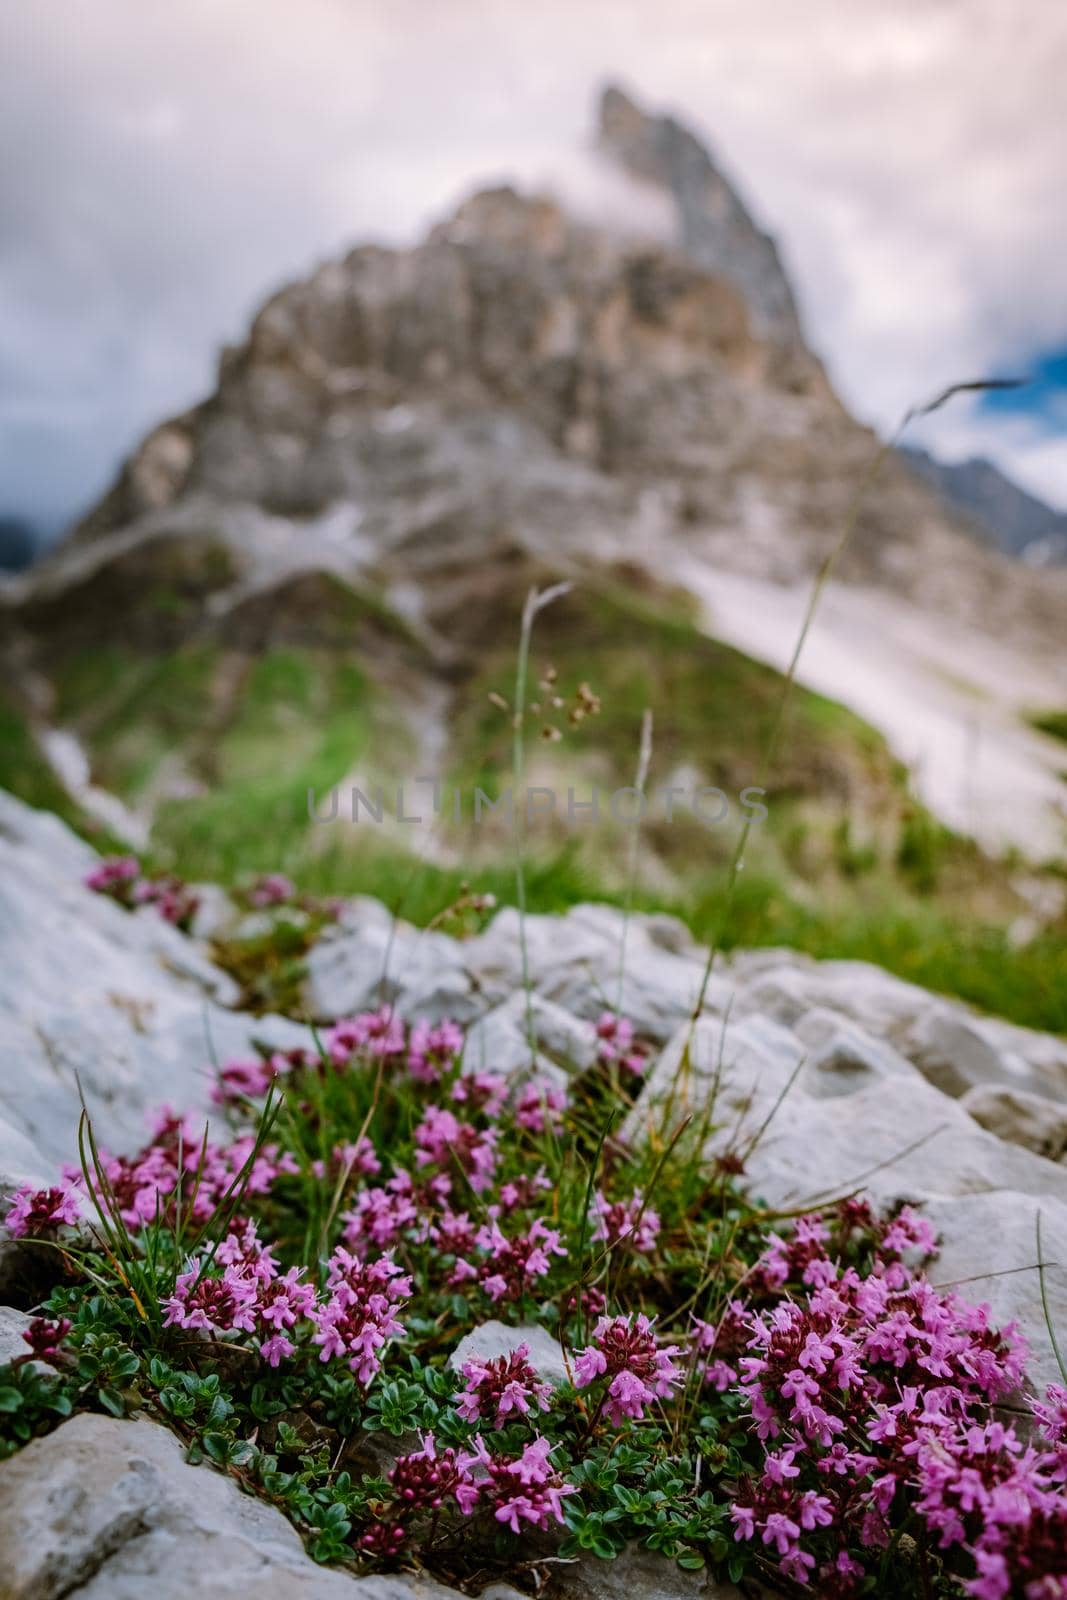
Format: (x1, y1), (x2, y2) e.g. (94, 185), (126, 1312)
(9, 84), (1063, 700)
(305, 905), (482, 1025)
(0, 1304), (34, 1366)
(543, 1545), (744, 1600)
(0, 792), (309, 1202)
(961, 1084), (1067, 1161)
(598, 84), (803, 350)
(0, 1412), (461, 1600)
(900, 444), (1067, 566)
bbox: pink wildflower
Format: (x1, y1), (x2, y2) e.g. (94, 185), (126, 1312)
(389, 1432), (473, 1512)
(414, 1106), (498, 1192)
(590, 1189), (660, 1255)
(328, 1007), (405, 1066)
(456, 1342), (553, 1427)
(4, 1183), (82, 1239)
(163, 1264), (259, 1334)
(594, 1011), (648, 1076)
(451, 1071), (508, 1118)
(574, 1313), (682, 1425)
(247, 872), (296, 907)
(459, 1434), (575, 1532)
(514, 1079), (568, 1135)
(311, 1248), (411, 1383)
(21, 1316), (72, 1365)
(407, 1018), (464, 1085)
(469, 1216), (567, 1304)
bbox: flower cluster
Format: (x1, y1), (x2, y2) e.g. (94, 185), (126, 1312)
(408, 1018), (464, 1085)
(452, 1215), (568, 1304)
(362, 1431), (575, 1556)
(414, 1106), (499, 1193)
(163, 1222), (318, 1366)
(514, 1079), (568, 1135)
(311, 1248), (411, 1383)
(594, 1011), (648, 1076)
(21, 1316), (72, 1365)
(590, 1189), (660, 1255)
(328, 1006), (406, 1065)
(574, 1313), (683, 1425)
(84, 856), (199, 930)
(247, 872), (297, 907)
(721, 1203), (1066, 1596)
(4, 1182), (82, 1239)
(67, 1110), (299, 1231)
(163, 1229), (410, 1380)
(455, 1342), (554, 1428)
(460, 1434), (577, 1532)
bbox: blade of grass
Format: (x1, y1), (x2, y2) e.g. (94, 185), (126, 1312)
(1036, 1210), (1067, 1385)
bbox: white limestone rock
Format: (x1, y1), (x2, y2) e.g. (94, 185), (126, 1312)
(0, 1412), (464, 1600)
(0, 793), (309, 1204)
(961, 1085), (1067, 1162)
(304, 906), (480, 1024)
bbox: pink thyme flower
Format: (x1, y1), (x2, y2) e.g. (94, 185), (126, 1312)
(84, 856), (140, 896)
(594, 1011), (648, 1076)
(21, 1316), (72, 1366)
(458, 1434), (576, 1532)
(341, 1172), (420, 1251)
(407, 1018), (464, 1085)
(574, 1313), (682, 1425)
(470, 1216), (567, 1304)
(456, 1342), (553, 1427)
(135, 874), (200, 929)
(498, 1169), (553, 1213)
(359, 1521), (408, 1559)
(414, 1106), (498, 1192)
(163, 1264), (259, 1335)
(327, 1006), (406, 1066)
(590, 1189), (660, 1255)
(451, 1071), (509, 1118)
(311, 1248), (411, 1384)
(212, 1055), (282, 1105)
(4, 1183), (82, 1239)
(215, 1220), (279, 1281)
(247, 872), (296, 907)
(388, 1432), (472, 1512)
(514, 1079), (568, 1135)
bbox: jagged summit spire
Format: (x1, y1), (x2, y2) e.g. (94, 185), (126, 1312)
(597, 82), (803, 349)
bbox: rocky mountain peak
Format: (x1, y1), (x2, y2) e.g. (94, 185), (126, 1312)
(597, 83), (804, 349)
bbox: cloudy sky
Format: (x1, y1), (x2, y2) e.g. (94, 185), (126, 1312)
(3, 0), (1066, 539)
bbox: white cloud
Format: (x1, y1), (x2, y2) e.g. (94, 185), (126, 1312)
(1, 0), (1065, 531)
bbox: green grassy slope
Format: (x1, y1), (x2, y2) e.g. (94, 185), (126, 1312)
(2, 577), (1064, 1031)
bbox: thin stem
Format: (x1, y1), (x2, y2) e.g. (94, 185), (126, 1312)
(513, 581), (572, 1061)
(683, 377), (1027, 1050)
(616, 708), (653, 1019)
(1037, 1210), (1067, 1385)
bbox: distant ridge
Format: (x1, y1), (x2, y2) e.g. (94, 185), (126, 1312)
(900, 445), (1067, 567)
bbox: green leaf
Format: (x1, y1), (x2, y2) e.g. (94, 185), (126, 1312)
(97, 1387), (127, 1417)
